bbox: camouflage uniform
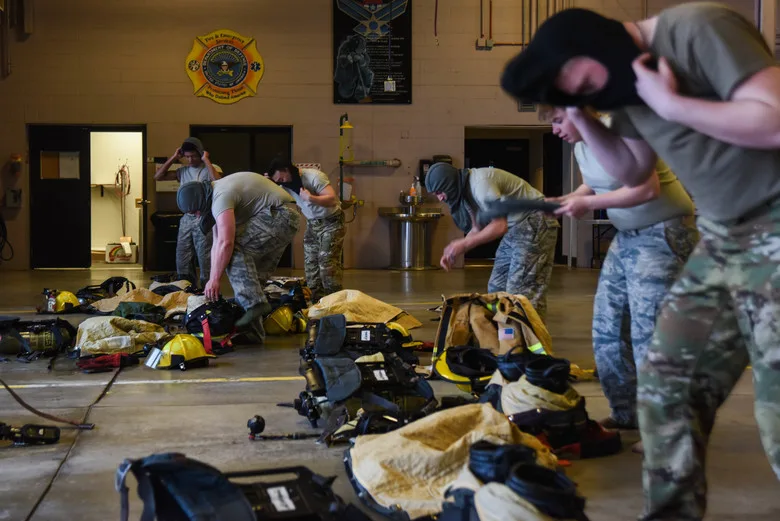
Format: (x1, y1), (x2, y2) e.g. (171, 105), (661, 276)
(638, 200), (780, 521)
(176, 212), (212, 287)
(226, 206), (300, 312)
(593, 218), (699, 427)
(303, 212), (346, 301)
(487, 213), (560, 321)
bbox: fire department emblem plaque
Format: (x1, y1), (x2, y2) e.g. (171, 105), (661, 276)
(185, 29), (264, 105)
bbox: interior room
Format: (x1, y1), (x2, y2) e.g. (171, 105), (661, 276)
(90, 130), (144, 269)
(0, 1), (778, 520)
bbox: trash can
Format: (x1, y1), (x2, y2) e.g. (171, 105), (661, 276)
(378, 207), (442, 270)
(150, 211), (183, 271)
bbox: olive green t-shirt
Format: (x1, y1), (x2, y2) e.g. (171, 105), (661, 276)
(610, 2), (780, 222)
(211, 171), (294, 226)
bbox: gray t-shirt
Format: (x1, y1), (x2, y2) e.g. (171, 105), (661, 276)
(285, 168), (342, 220)
(211, 171), (294, 226)
(176, 163), (222, 184)
(574, 142), (695, 231)
(468, 167), (556, 227)
(609, 2), (780, 222)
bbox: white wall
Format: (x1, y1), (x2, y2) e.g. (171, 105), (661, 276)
(90, 132), (143, 252)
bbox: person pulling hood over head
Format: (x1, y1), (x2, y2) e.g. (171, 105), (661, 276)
(181, 137), (205, 156)
(424, 163), (476, 233)
(267, 157), (304, 195)
(177, 181), (215, 234)
(500, 8), (646, 110)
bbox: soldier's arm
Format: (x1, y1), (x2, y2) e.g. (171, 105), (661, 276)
(307, 185), (340, 207)
(566, 108), (656, 188)
(568, 170), (661, 213)
(462, 218), (508, 250)
(203, 154), (222, 180)
(154, 150), (181, 180)
(661, 66), (780, 148)
(643, 12), (780, 148)
(209, 210), (236, 285)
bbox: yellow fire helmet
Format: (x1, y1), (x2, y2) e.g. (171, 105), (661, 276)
(292, 314), (307, 334)
(55, 291), (80, 313)
(264, 305), (294, 335)
(386, 321), (423, 350)
(432, 351), (493, 394)
(145, 334), (215, 371)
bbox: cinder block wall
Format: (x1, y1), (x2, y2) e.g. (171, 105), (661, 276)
(0, 0), (760, 271)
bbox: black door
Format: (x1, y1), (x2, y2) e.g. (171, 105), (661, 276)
(190, 125), (295, 268)
(29, 125), (92, 268)
(463, 138), (530, 260)
(190, 126), (293, 174)
(542, 132), (566, 264)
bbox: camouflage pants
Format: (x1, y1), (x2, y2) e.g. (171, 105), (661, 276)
(638, 201), (780, 521)
(176, 212), (212, 287)
(593, 218), (699, 426)
(226, 206), (300, 311)
(487, 213), (559, 321)
(304, 212), (346, 301)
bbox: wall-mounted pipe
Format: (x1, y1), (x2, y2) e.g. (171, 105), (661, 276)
(489, 0), (569, 48)
(343, 159), (402, 167)
(489, 0), (493, 40)
(480, 0), (485, 37)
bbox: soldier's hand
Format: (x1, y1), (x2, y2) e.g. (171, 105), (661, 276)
(202, 150), (210, 162)
(299, 188), (312, 201)
(204, 279), (220, 301)
(440, 254), (454, 272)
(554, 195), (591, 219)
(174, 148), (183, 159)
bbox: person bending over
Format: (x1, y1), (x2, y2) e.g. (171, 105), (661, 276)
(542, 105), (699, 438)
(176, 172), (301, 337)
(425, 162), (560, 321)
(501, 4), (780, 519)
(268, 158), (345, 302)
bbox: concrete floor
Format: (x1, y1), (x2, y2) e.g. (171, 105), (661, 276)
(0, 266), (777, 520)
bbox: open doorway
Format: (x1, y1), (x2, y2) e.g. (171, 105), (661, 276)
(90, 131), (144, 269)
(29, 125), (147, 270)
(463, 125), (564, 264)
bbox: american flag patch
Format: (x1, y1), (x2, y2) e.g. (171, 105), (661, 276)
(498, 327), (515, 340)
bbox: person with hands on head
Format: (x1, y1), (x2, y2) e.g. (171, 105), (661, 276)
(500, 4), (780, 520)
(541, 104), (698, 436)
(425, 162), (560, 321)
(176, 172), (300, 340)
(154, 137), (222, 289)
(267, 157), (345, 302)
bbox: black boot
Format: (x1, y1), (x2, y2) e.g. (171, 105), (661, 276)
(523, 356), (573, 394)
(505, 463), (590, 520)
(468, 440), (538, 484)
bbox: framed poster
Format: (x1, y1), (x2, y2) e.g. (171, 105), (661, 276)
(333, 0), (412, 105)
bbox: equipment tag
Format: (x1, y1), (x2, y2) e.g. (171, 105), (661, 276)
(360, 330), (371, 341)
(373, 369), (389, 381)
(145, 347), (163, 369)
(498, 327), (515, 340)
(267, 486), (296, 512)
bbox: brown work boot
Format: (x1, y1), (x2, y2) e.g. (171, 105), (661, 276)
(599, 416), (638, 430)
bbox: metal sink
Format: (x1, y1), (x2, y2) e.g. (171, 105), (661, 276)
(378, 206), (443, 270)
(378, 206), (443, 221)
